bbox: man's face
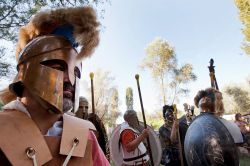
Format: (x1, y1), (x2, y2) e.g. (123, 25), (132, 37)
(43, 60), (79, 112)
(165, 111), (174, 124)
(198, 92), (215, 112)
(78, 101), (88, 118)
(126, 113), (140, 130)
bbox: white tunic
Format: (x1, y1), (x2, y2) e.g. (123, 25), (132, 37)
(119, 122), (149, 165)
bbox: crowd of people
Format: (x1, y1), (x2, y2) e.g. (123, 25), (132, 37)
(235, 113), (250, 147)
(111, 87), (246, 166)
(0, 5), (249, 166)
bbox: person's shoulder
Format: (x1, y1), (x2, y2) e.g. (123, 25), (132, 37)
(63, 113), (96, 131)
(0, 109), (23, 118)
(159, 125), (168, 134)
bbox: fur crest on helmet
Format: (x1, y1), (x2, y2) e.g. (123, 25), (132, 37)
(16, 6), (100, 61)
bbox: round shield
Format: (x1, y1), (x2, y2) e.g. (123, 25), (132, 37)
(219, 118), (243, 144)
(88, 113), (110, 161)
(184, 113), (239, 166)
(109, 123), (162, 166)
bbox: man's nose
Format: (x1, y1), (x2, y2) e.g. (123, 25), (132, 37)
(63, 69), (70, 83)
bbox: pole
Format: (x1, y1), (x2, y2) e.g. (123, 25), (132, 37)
(208, 58), (219, 90)
(90, 72), (95, 114)
(135, 74), (154, 166)
(173, 104), (184, 166)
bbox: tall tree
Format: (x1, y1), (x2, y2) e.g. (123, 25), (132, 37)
(235, 0), (250, 55)
(141, 37), (176, 105)
(86, 69), (120, 127)
(104, 88), (121, 128)
(126, 87), (133, 110)
(170, 64), (197, 103)
(141, 37), (196, 105)
(224, 86), (250, 114)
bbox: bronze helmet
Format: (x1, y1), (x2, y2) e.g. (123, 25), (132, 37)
(9, 7), (99, 113)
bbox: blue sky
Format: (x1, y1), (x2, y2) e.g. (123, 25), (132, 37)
(1, 0), (248, 117)
(80, 0), (250, 116)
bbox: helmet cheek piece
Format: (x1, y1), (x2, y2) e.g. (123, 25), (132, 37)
(72, 61), (81, 113)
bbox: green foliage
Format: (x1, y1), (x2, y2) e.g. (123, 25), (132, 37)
(170, 63), (197, 103)
(141, 37), (197, 105)
(239, 154), (250, 166)
(0, 47), (12, 77)
(141, 37), (176, 79)
(137, 109), (164, 130)
(125, 87), (133, 110)
(224, 86), (250, 114)
(235, 0), (250, 56)
(141, 37), (176, 105)
(0, 100), (3, 110)
(0, 0), (109, 41)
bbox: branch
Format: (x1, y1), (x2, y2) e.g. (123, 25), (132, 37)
(59, 0), (65, 6)
(66, 0), (75, 6)
(171, 83), (178, 104)
(0, 1), (19, 22)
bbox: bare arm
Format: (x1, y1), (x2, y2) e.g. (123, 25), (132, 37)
(124, 128), (149, 152)
(170, 120), (179, 143)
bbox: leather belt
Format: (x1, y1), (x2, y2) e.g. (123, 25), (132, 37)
(123, 152), (148, 162)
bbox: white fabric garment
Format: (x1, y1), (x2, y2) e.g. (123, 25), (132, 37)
(119, 122), (149, 165)
(3, 100), (63, 136)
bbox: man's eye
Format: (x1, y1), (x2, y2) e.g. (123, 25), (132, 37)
(52, 66), (64, 71)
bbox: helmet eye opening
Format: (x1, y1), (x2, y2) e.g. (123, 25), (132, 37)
(40, 60), (67, 71)
(74, 66), (81, 79)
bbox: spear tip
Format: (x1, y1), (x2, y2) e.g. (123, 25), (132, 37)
(135, 74), (139, 80)
(90, 72), (94, 79)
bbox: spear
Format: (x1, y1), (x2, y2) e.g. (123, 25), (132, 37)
(208, 58), (219, 90)
(135, 74), (154, 166)
(90, 72), (95, 114)
(89, 72), (110, 161)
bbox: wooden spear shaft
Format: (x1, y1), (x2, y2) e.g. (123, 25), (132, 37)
(135, 74), (154, 166)
(90, 72), (95, 114)
(208, 58), (219, 90)
(173, 104), (184, 166)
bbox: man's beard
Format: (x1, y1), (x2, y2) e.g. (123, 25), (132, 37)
(63, 98), (73, 112)
(63, 82), (74, 112)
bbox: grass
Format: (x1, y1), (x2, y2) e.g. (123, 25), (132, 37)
(240, 154), (250, 166)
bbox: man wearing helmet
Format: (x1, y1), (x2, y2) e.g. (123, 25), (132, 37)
(179, 103), (195, 126)
(119, 110), (150, 166)
(75, 97), (110, 161)
(159, 105), (181, 166)
(0, 7), (109, 166)
(194, 87), (224, 116)
(75, 96), (89, 120)
(184, 88), (240, 166)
